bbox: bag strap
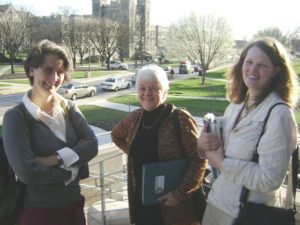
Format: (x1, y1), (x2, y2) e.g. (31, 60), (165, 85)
(238, 102), (297, 213)
(172, 108), (184, 154)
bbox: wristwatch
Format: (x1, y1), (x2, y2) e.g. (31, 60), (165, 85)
(56, 154), (63, 165)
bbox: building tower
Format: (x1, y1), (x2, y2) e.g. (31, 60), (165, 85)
(91, 0), (150, 58)
(136, 0), (150, 54)
(92, 0), (101, 17)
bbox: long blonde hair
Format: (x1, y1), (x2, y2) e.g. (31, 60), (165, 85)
(226, 37), (299, 108)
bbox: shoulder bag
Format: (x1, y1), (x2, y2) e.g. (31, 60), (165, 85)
(0, 104), (29, 225)
(232, 102), (297, 225)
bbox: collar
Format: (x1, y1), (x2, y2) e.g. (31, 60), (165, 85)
(22, 90), (68, 120)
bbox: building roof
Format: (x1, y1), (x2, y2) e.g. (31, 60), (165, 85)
(0, 4), (11, 13)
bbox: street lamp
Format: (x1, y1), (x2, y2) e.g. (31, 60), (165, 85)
(85, 47), (91, 78)
(88, 47), (91, 72)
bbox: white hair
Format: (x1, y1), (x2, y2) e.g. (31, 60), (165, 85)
(136, 64), (169, 91)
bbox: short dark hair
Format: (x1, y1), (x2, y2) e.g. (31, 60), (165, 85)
(24, 39), (73, 86)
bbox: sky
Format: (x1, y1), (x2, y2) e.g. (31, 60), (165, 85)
(3, 0), (300, 39)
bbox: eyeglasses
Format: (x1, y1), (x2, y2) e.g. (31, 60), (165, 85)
(138, 87), (161, 94)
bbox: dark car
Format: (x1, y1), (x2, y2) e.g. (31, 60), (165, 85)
(160, 66), (175, 80)
(192, 64), (203, 72)
(179, 63), (193, 74)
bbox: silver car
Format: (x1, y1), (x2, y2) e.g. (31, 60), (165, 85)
(58, 82), (97, 100)
(105, 60), (129, 70)
(100, 77), (131, 91)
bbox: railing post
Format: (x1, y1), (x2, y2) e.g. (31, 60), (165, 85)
(99, 161), (107, 225)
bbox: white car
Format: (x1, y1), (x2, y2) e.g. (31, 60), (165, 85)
(105, 60), (129, 70)
(100, 77), (131, 91)
(130, 73), (137, 84)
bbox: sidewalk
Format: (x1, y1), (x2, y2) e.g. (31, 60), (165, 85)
(72, 70), (134, 83)
(88, 99), (204, 126)
(0, 82), (30, 95)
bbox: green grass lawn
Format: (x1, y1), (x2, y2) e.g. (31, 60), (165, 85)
(293, 59), (300, 76)
(0, 65), (26, 74)
(0, 83), (11, 86)
(169, 77), (226, 97)
(70, 70), (122, 79)
(1, 79), (29, 84)
(78, 105), (128, 130)
(107, 94), (229, 117)
(166, 98), (229, 116)
(205, 67), (229, 79)
(13, 66), (25, 73)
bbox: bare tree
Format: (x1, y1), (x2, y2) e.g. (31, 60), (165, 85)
(29, 15), (64, 45)
(58, 6), (77, 16)
(62, 15), (91, 68)
(166, 13), (233, 84)
(88, 18), (120, 70)
(0, 7), (31, 74)
(116, 21), (133, 62)
(253, 27), (290, 48)
(76, 20), (91, 66)
(134, 8), (146, 66)
(290, 26), (300, 56)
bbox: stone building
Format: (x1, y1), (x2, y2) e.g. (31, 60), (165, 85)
(92, 0), (160, 58)
(0, 1), (169, 60)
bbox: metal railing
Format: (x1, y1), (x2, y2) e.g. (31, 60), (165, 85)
(82, 132), (300, 225)
(81, 144), (128, 225)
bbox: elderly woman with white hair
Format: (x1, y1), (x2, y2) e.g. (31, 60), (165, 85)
(111, 64), (207, 225)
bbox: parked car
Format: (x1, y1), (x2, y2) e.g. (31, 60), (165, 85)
(160, 66), (175, 80)
(105, 60), (129, 70)
(58, 82), (97, 100)
(160, 65), (171, 72)
(100, 77), (131, 91)
(130, 73), (137, 85)
(179, 63), (193, 74)
(192, 64), (203, 73)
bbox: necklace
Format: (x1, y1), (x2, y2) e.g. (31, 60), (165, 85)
(142, 106), (166, 129)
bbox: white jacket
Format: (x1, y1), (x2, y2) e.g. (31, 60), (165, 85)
(208, 92), (298, 217)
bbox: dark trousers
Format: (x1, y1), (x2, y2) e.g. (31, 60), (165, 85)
(134, 203), (164, 225)
(17, 196), (86, 225)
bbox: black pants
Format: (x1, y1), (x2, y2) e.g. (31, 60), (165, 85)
(134, 202), (164, 225)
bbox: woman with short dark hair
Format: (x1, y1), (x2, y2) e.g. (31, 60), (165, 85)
(3, 39), (98, 225)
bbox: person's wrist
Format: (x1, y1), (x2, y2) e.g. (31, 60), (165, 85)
(56, 154), (63, 165)
(197, 145), (206, 159)
(199, 151), (206, 159)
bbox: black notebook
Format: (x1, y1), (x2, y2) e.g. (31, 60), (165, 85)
(141, 158), (189, 206)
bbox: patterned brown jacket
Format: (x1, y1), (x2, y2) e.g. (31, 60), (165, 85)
(111, 104), (207, 225)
